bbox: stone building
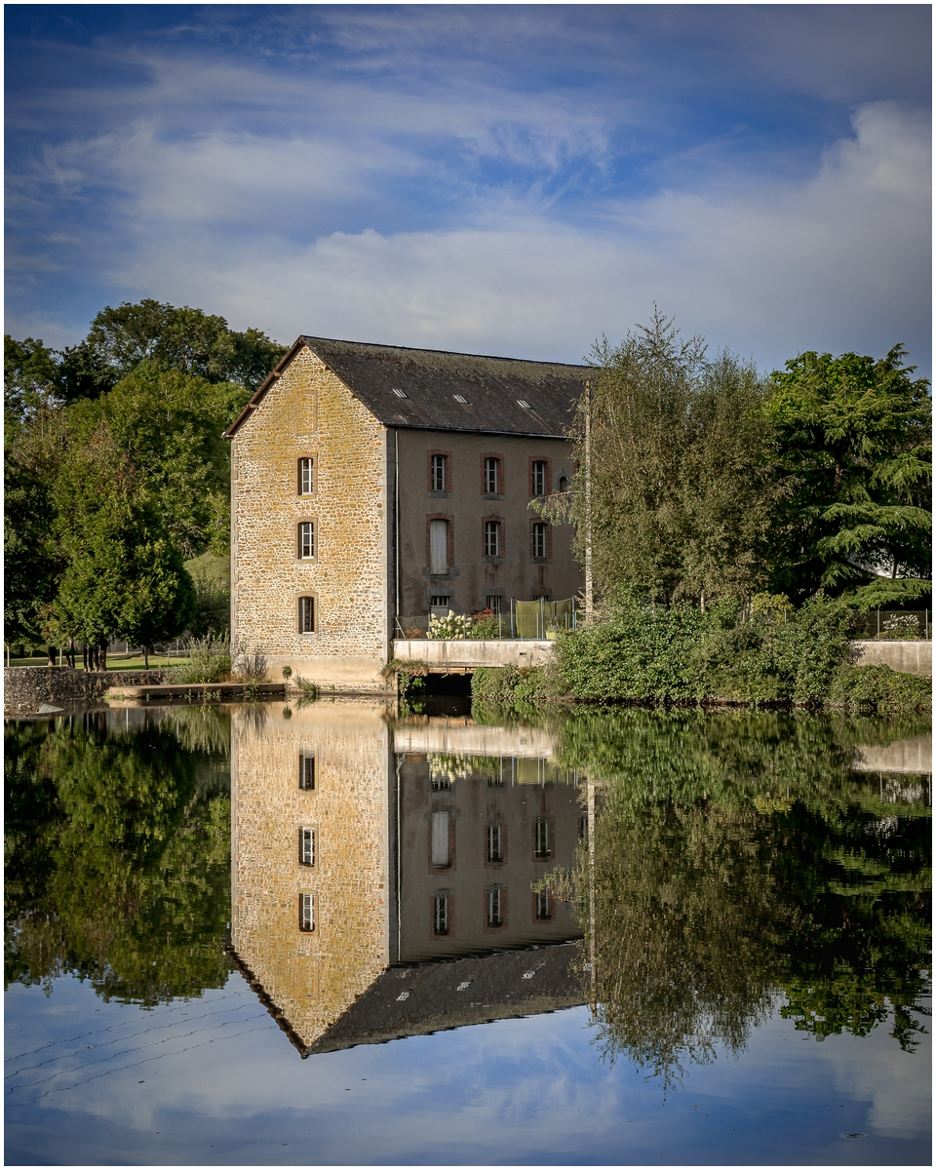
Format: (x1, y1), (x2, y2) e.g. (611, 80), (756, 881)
(225, 337), (589, 690)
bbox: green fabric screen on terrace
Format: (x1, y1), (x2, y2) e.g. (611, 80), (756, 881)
(514, 598), (575, 639)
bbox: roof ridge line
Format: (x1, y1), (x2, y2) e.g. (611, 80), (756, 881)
(300, 335), (592, 370)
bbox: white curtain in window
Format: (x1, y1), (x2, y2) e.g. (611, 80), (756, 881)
(431, 810), (450, 866)
(430, 519), (449, 574)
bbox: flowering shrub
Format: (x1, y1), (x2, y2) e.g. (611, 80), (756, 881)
(428, 611), (474, 639)
(878, 613), (922, 641)
(471, 608), (503, 639)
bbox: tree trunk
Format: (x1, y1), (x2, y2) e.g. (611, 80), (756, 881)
(143, 645), (149, 669)
(47, 645), (57, 666)
(100, 643), (107, 672)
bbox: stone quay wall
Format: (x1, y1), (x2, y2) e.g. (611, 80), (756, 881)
(4, 667), (170, 716)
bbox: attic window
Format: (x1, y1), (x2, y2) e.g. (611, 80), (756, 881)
(392, 388), (408, 398)
(453, 394), (469, 404)
(517, 398), (531, 409)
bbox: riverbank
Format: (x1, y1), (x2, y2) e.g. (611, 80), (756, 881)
(468, 597), (933, 717)
(471, 659), (932, 716)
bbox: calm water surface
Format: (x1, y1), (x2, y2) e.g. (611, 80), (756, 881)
(5, 700), (931, 1165)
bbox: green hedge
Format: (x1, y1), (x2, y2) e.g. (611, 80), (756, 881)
(828, 663), (931, 714)
(552, 595), (850, 706)
(471, 596), (932, 714)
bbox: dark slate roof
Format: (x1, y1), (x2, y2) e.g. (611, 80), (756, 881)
(230, 940), (585, 1058)
(225, 336), (592, 439)
(306, 940), (585, 1056)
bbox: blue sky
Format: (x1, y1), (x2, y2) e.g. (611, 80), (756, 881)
(4, 4), (932, 377)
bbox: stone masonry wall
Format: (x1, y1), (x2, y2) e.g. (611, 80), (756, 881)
(231, 345), (390, 690)
(230, 702), (392, 1048)
(4, 667), (170, 716)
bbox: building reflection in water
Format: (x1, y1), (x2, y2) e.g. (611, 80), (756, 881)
(230, 703), (586, 1056)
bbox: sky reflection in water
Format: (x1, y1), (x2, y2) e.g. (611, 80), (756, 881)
(4, 703), (931, 1165)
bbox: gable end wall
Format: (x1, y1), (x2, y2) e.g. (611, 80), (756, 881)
(231, 346), (390, 688)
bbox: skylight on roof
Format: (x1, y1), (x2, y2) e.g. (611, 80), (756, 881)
(517, 398), (531, 409)
(453, 394), (469, 404)
(391, 387), (408, 398)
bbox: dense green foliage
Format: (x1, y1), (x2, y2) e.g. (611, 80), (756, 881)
(543, 309), (774, 608)
(472, 595), (930, 711)
(766, 346), (931, 606)
(4, 300), (284, 652)
(544, 708), (930, 1086)
(5, 710), (232, 1002)
(828, 662), (933, 714)
(551, 312), (930, 613)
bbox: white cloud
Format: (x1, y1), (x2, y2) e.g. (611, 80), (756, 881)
(89, 100), (929, 375)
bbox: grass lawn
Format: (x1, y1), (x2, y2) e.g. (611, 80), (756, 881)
(8, 654), (192, 670)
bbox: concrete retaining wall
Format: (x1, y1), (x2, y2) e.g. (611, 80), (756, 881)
(392, 639), (555, 671)
(4, 667), (171, 716)
(851, 640), (931, 678)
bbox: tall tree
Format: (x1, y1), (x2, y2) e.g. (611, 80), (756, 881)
(3, 335), (59, 433)
(766, 346), (931, 606)
(83, 299), (284, 392)
(542, 309), (773, 608)
(50, 419), (195, 659)
(101, 361), (246, 557)
(680, 351), (775, 607)
(3, 404), (68, 648)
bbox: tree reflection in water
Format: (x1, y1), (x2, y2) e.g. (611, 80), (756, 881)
(5, 708), (232, 1005)
(541, 709), (931, 1090)
(5, 702), (930, 1089)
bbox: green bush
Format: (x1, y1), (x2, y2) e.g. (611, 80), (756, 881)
(693, 596), (850, 705)
(555, 598), (709, 702)
(553, 594), (850, 706)
(828, 663), (931, 714)
(471, 665), (553, 709)
(174, 636), (231, 684)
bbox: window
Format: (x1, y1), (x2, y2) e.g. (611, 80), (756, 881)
(299, 827), (316, 866)
(530, 459), (548, 498)
(486, 886), (504, 928)
(483, 456), (502, 495)
(430, 593), (451, 610)
(299, 752), (315, 790)
(485, 594), (503, 616)
(431, 810), (451, 867)
(484, 519), (502, 558)
(531, 521), (549, 560)
(298, 457), (314, 496)
(392, 387), (408, 398)
(429, 453), (449, 493)
(534, 816), (552, 859)
(429, 518), (450, 574)
(486, 822), (504, 863)
(298, 596), (315, 633)
(558, 475), (569, 492)
(299, 893), (315, 932)
(578, 814), (588, 840)
(298, 521), (315, 559)
(535, 891), (552, 920)
(430, 775), (451, 791)
(433, 893), (449, 936)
